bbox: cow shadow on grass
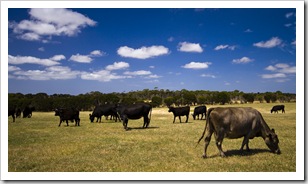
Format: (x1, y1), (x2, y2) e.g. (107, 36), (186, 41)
(173, 121), (194, 124)
(204, 148), (271, 158)
(125, 126), (160, 131)
(223, 148), (271, 157)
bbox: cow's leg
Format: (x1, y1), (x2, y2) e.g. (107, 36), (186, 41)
(215, 132), (226, 157)
(143, 115), (150, 128)
(66, 120), (69, 126)
(13, 115), (15, 122)
(185, 115), (188, 123)
(173, 116), (176, 123)
(142, 116), (146, 128)
(202, 129), (213, 158)
(123, 117), (128, 130)
(58, 119), (62, 127)
(240, 134), (251, 153)
(179, 116), (182, 123)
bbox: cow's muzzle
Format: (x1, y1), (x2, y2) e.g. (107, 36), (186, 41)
(275, 149), (281, 154)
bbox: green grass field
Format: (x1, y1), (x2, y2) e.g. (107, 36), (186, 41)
(8, 103), (296, 172)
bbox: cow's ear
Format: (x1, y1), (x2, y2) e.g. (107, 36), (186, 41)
(271, 128), (275, 133)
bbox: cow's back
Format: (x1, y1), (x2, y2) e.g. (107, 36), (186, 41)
(208, 107), (262, 139)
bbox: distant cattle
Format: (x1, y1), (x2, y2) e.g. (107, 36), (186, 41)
(8, 107), (16, 122)
(197, 107), (281, 158)
(168, 106), (190, 123)
(89, 104), (119, 123)
(116, 103), (152, 130)
(192, 106), (207, 120)
(271, 105), (285, 113)
(23, 106), (35, 118)
(55, 108), (80, 127)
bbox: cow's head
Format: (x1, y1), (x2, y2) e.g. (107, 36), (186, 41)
(168, 107), (174, 113)
(192, 113), (196, 120)
(54, 109), (60, 116)
(265, 129), (281, 154)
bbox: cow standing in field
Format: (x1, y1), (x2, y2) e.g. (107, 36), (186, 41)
(197, 107), (281, 158)
(116, 103), (152, 130)
(23, 106), (35, 118)
(8, 107), (16, 122)
(168, 106), (190, 123)
(55, 108), (80, 127)
(271, 105), (285, 113)
(192, 106), (207, 120)
(89, 104), (119, 123)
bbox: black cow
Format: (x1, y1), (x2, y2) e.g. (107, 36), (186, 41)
(8, 107), (16, 122)
(197, 107), (281, 158)
(168, 106), (190, 123)
(23, 106), (35, 118)
(89, 104), (119, 123)
(16, 108), (21, 118)
(55, 108), (80, 127)
(192, 106), (207, 120)
(116, 103), (152, 130)
(271, 105), (285, 113)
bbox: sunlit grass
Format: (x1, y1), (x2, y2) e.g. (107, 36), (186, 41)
(8, 103), (296, 172)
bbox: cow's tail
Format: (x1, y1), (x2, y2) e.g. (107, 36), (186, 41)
(196, 107), (215, 147)
(148, 107), (152, 123)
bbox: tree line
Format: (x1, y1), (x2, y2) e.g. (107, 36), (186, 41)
(8, 89), (296, 112)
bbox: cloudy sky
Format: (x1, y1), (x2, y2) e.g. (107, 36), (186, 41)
(8, 8), (296, 95)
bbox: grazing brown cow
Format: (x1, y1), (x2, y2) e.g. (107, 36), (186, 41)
(197, 107), (281, 158)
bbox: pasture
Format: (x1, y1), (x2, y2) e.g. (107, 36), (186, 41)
(8, 103), (296, 172)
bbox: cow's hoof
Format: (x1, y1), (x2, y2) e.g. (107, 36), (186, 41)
(202, 154), (207, 158)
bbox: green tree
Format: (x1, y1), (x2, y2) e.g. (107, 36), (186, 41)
(215, 91), (230, 105)
(183, 91), (197, 105)
(242, 93), (255, 103)
(164, 97), (175, 107)
(151, 96), (162, 107)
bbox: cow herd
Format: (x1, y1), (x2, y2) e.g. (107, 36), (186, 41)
(8, 103), (285, 158)
(8, 106), (35, 122)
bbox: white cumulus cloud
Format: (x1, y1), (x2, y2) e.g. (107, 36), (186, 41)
(80, 70), (128, 82)
(117, 45), (169, 59)
(90, 50), (104, 56)
(69, 54), (93, 63)
(201, 74), (216, 78)
(9, 8), (96, 42)
(253, 37), (282, 48)
(214, 44), (236, 51)
(105, 62), (130, 71)
(69, 50), (104, 63)
(178, 42), (203, 53)
(11, 66), (80, 80)
(261, 73), (286, 79)
(8, 55), (62, 66)
(182, 62), (211, 69)
(232, 57), (254, 64)
(262, 63), (295, 82)
(124, 70), (152, 76)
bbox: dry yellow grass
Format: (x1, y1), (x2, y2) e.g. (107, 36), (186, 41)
(8, 103), (296, 172)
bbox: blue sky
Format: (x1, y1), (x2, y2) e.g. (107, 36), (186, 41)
(8, 8), (296, 95)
